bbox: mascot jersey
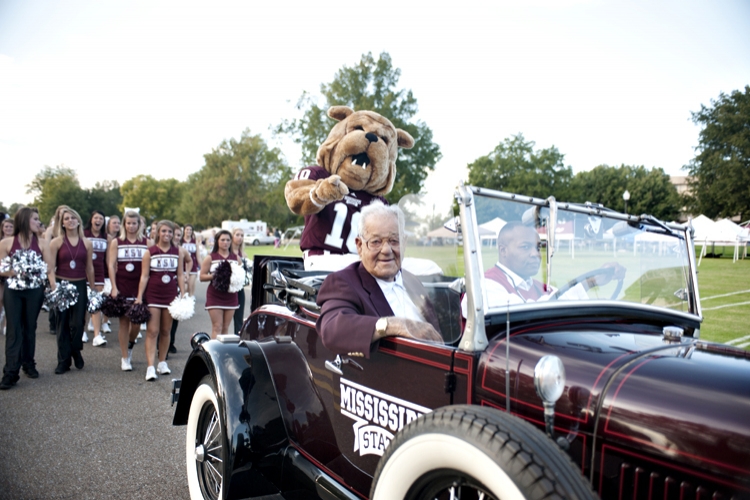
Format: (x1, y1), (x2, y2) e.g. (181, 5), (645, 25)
(297, 166), (387, 255)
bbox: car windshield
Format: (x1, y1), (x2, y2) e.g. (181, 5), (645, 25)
(465, 187), (698, 315)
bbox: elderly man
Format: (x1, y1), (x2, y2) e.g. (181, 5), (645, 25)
(464, 222), (624, 312)
(316, 202), (442, 358)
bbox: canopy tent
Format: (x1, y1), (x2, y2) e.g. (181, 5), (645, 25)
(690, 215), (747, 264)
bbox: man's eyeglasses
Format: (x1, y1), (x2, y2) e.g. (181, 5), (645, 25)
(362, 237), (400, 251)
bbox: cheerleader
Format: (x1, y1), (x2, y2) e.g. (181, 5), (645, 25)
(230, 228), (251, 335)
(135, 220), (185, 381)
(200, 229), (239, 339)
(0, 217), (13, 336)
(106, 215), (120, 239)
(182, 224), (200, 296)
(84, 210), (110, 346)
(0, 208), (50, 389)
(107, 211), (147, 371)
(168, 226), (193, 355)
(48, 207), (95, 375)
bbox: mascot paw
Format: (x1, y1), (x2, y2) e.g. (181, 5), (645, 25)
(313, 175), (349, 204)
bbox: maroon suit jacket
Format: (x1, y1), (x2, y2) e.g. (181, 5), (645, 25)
(316, 262), (441, 358)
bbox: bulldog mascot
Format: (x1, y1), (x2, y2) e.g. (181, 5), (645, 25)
(285, 106), (414, 270)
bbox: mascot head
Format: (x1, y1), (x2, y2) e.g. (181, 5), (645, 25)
(316, 106), (415, 196)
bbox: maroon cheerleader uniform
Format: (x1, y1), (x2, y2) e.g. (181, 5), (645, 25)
(205, 252), (239, 310)
(182, 237), (199, 275)
(143, 245), (179, 308)
(114, 237), (148, 300)
(10, 234), (43, 261)
(84, 228), (108, 286)
(56, 234), (87, 281)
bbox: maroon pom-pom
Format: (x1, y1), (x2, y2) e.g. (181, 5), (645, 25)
(212, 260), (232, 293)
(126, 302), (151, 324)
(101, 294), (129, 318)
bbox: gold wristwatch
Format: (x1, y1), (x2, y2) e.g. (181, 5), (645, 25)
(375, 317), (388, 337)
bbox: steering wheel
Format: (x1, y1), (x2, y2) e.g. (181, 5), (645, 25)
(550, 267), (624, 301)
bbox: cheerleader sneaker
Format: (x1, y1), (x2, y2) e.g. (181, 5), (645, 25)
(102, 322), (112, 333)
(87, 319), (94, 332)
(82, 332), (89, 343)
(121, 358), (132, 371)
(157, 361), (171, 375)
(140, 323), (146, 331)
(92, 335), (107, 347)
(145, 366), (157, 381)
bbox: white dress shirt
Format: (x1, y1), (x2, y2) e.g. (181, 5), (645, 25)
(375, 271), (426, 322)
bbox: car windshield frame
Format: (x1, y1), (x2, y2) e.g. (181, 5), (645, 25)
(455, 184), (702, 352)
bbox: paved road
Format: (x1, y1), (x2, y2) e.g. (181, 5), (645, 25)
(0, 282), (238, 500)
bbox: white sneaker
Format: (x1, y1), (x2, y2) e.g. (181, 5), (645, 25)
(102, 322), (111, 333)
(82, 332), (89, 343)
(145, 366), (157, 381)
(121, 358), (132, 371)
(140, 323), (146, 331)
(157, 361), (171, 375)
(127, 348), (133, 364)
(87, 319), (94, 332)
(92, 335), (107, 347)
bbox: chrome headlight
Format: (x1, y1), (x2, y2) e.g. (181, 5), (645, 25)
(534, 355), (566, 404)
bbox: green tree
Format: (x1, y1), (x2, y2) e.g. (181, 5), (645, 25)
(121, 175), (185, 223)
(26, 165), (89, 223)
(277, 52), (442, 203)
(467, 133), (573, 200)
(569, 165), (680, 220)
(88, 180), (123, 217)
(685, 86), (750, 219)
(178, 129), (294, 229)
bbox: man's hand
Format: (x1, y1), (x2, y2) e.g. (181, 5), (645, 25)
(379, 317), (443, 344)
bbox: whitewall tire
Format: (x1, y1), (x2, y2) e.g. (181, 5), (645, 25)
(186, 376), (225, 500)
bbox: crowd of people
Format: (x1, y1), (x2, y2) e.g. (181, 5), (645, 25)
(0, 206), (253, 389)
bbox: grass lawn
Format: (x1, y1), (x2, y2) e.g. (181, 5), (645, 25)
(695, 247), (750, 348)
(244, 242), (750, 349)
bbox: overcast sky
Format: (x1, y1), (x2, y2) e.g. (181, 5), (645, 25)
(1, 0), (748, 216)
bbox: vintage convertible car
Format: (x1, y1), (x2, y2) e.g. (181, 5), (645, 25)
(172, 185), (750, 500)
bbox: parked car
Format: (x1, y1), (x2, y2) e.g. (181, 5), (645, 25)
(172, 184), (750, 500)
(243, 233), (276, 246)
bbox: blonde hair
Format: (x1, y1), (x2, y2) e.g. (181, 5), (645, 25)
(153, 220), (176, 247)
(57, 207), (85, 240)
(51, 205), (72, 239)
(119, 210), (145, 241)
(232, 227), (245, 254)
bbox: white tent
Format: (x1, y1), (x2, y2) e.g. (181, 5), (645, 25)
(478, 217), (506, 245)
(716, 218), (749, 240)
(691, 215), (746, 264)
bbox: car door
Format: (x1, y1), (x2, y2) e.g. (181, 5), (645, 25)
(293, 321), (466, 495)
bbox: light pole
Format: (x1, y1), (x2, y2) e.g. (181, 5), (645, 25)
(623, 190), (630, 214)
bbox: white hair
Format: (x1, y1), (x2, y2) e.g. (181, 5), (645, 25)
(358, 201), (405, 243)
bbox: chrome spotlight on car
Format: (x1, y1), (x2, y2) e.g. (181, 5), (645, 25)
(190, 332), (211, 349)
(534, 355), (566, 444)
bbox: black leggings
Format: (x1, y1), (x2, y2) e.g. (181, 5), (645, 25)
(55, 280), (87, 366)
(3, 286), (44, 376)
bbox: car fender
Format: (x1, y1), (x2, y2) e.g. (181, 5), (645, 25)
(174, 337), (289, 496)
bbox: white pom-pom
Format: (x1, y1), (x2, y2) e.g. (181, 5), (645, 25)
(87, 287), (104, 313)
(168, 294), (196, 321)
(228, 262), (246, 293)
(102, 279), (112, 295)
(6, 250), (48, 290)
